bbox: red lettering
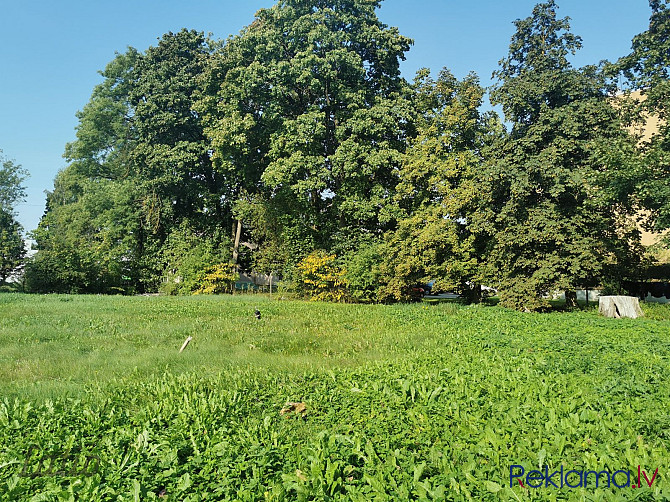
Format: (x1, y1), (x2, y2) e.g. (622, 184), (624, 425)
(642, 468), (659, 487)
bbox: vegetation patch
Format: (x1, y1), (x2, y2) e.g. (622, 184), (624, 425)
(0, 294), (669, 500)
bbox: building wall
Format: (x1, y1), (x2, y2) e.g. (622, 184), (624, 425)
(626, 90), (669, 263)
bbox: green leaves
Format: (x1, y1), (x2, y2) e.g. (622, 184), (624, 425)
(379, 70), (493, 303)
(486, 1), (643, 310)
(27, 0), (666, 302)
(0, 209), (25, 283)
(30, 31), (226, 294)
(201, 0), (413, 256)
(0, 152), (28, 214)
(615, 1), (670, 238)
(2, 295), (670, 500)
(0, 152), (27, 284)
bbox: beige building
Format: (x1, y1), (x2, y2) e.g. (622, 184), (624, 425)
(626, 90), (669, 262)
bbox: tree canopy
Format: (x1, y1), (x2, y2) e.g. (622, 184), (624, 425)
(378, 69), (495, 302)
(617, 0), (670, 236)
(199, 0), (413, 270)
(23, 0), (668, 310)
(0, 151), (28, 283)
(484, 0), (643, 309)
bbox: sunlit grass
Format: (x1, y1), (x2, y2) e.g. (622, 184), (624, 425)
(0, 294), (464, 399)
(1, 294), (670, 500)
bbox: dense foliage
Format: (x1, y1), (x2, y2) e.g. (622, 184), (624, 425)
(485, 0), (644, 310)
(1, 294), (669, 500)
(378, 70), (495, 303)
(295, 250), (348, 302)
(23, 0), (670, 309)
(0, 152), (27, 284)
(617, 0), (670, 239)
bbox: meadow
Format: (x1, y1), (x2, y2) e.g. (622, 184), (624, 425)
(1, 293), (669, 501)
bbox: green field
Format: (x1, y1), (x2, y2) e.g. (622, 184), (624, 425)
(1, 294), (669, 501)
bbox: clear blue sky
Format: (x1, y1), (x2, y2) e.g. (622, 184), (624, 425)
(0, 0), (651, 234)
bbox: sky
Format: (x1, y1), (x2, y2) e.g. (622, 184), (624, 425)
(0, 0), (652, 235)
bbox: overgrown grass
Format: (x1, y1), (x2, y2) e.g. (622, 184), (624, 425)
(1, 294), (669, 500)
(0, 294), (462, 400)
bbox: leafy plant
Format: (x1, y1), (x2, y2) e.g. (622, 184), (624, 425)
(0, 294), (670, 500)
(341, 240), (384, 304)
(295, 251), (349, 302)
(192, 263), (238, 295)
(159, 224), (231, 295)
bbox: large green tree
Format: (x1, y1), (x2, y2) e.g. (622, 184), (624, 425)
(0, 209), (25, 283)
(200, 0), (413, 271)
(0, 152), (27, 283)
(29, 49), (144, 293)
(63, 48), (139, 182)
(0, 152), (29, 213)
(27, 174), (138, 293)
(486, 0), (642, 310)
(29, 31), (226, 293)
(378, 69), (497, 302)
(617, 0), (670, 237)
(130, 30), (221, 237)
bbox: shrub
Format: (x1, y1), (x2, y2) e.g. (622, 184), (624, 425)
(159, 225), (231, 295)
(342, 242), (383, 303)
(295, 251), (348, 302)
(192, 263), (239, 295)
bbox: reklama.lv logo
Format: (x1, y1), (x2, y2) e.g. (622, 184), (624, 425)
(510, 465), (659, 489)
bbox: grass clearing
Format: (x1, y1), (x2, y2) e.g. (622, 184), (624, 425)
(1, 294), (669, 500)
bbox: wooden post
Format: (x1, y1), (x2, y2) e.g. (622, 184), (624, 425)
(179, 336), (193, 353)
(231, 219), (242, 296)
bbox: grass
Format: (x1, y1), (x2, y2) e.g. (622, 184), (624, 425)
(1, 294), (670, 500)
(0, 294), (461, 400)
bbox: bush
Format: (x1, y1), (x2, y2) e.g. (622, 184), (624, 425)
(342, 242), (383, 303)
(295, 251), (348, 302)
(159, 225), (231, 295)
(192, 263), (239, 295)
(497, 277), (549, 312)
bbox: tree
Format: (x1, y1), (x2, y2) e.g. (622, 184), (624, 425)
(199, 0), (414, 268)
(129, 30), (221, 237)
(0, 152), (28, 283)
(29, 31), (222, 293)
(29, 50), (145, 293)
(0, 152), (28, 213)
(63, 48), (139, 182)
(159, 223), (231, 295)
(486, 0), (642, 310)
(617, 0), (670, 236)
(0, 209), (25, 283)
(378, 69), (496, 303)
(28, 175), (139, 293)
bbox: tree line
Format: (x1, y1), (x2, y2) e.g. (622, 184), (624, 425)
(4, 0), (669, 310)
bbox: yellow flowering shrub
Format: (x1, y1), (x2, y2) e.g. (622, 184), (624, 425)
(192, 263), (239, 295)
(295, 251), (348, 302)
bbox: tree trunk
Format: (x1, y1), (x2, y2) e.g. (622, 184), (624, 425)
(565, 290), (578, 309)
(471, 284), (482, 304)
(232, 219), (242, 266)
(598, 296), (644, 319)
(231, 219), (243, 296)
(463, 284), (482, 304)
